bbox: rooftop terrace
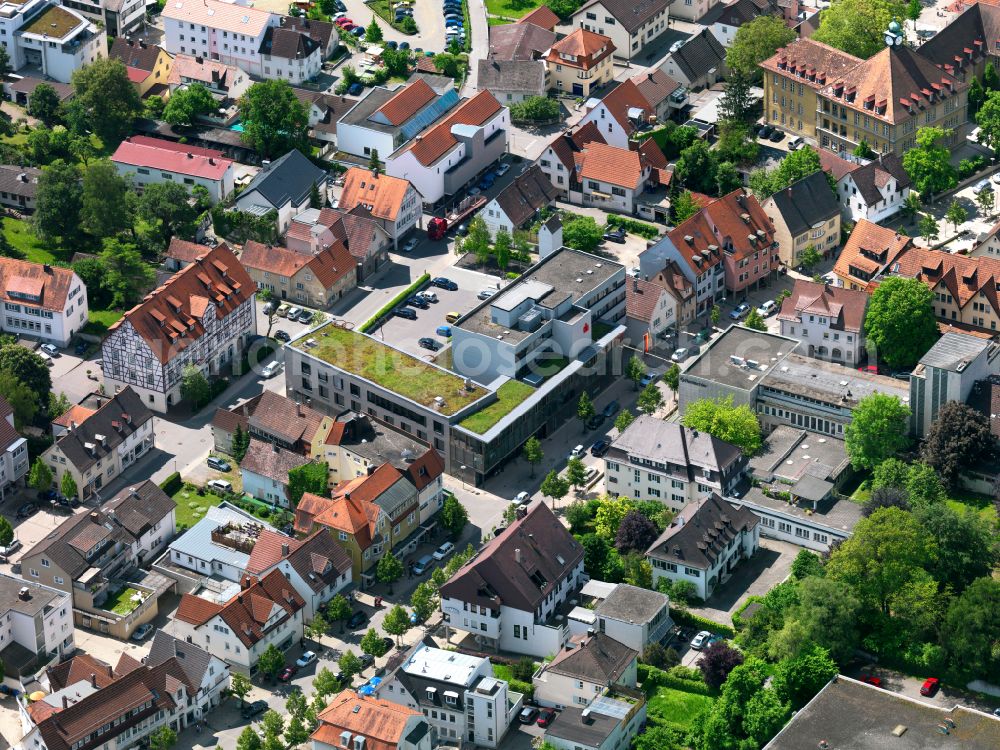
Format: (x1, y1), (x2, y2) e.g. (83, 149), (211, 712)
(459, 380), (536, 435)
(294, 323), (487, 416)
(22, 5), (82, 38)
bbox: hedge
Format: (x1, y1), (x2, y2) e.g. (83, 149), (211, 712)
(508, 677), (533, 701)
(159, 472), (182, 495)
(359, 273), (431, 333)
(606, 214), (661, 240)
(638, 663), (716, 697)
(732, 596), (764, 631)
(672, 609), (736, 639)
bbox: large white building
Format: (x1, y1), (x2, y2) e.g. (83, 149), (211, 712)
(0, 0), (105, 84)
(0, 574), (74, 678)
(100, 244), (256, 412)
(161, 0), (321, 83)
(439, 502), (586, 659)
(0, 396), (28, 497)
(112, 136), (236, 204)
(61, 0), (145, 36)
(571, 0), (671, 62)
(0, 257), (87, 347)
(776, 280), (869, 366)
(377, 644), (519, 748)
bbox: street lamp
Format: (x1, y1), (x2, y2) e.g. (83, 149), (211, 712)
(460, 466), (467, 490)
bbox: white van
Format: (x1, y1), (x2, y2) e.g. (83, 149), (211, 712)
(757, 300), (777, 317)
(207, 479), (233, 494)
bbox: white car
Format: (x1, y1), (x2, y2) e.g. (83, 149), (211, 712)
(495, 163), (511, 177)
(419, 291), (438, 303)
(671, 347), (689, 362)
(286, 307), (303, 321)
(757, 300), (777, 317)
(40, 344), (59, 356)
(261, 361), (282, 378)
(296, 651), (317, 668)
(402, 238), (419, 253)
(37, 351), (53, 366)
(433, 541), (455, 560)
(669, 40), (684, 54)
(690, 630), (712, 650)
(514, 491), (530, 504)
(569, 444), (585, 459)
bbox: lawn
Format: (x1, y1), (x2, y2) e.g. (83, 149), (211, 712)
(3, 217), (63, 265)
(485, 0), (543, 19)
(104, 587), (144, 616)
(646, 686), (716, 730)
(85, 309), (124, 334)
(171, 484), (225, 529)
(945, 490), (998, 524)
(297, 323), (487, 415)
(492, 664), (514, 682)
(459, 380), (535, 434)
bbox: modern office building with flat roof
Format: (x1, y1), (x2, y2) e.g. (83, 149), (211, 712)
(284, 247), (628, 486)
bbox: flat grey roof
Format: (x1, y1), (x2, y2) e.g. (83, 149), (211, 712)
(544, 705), (620, 746)
(594, 583), (668, 625)
(749, 426), (850, 483)
(919, 332), (992, 372)
(681, 326), (799, 391)
(765, 677), (1000, 749)
(457, 247), (623, 341)
(791, 474), (834, 503)
(0, 574), (62, 618)
(734, 487), (862, 535)
(168, 502), (275, 569)
(761, 353), (910, 410)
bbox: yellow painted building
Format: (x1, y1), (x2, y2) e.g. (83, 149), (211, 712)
(547, 28), (616, 98)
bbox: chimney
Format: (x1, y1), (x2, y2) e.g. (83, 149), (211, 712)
(272, 442), (280, 453)
(633, 276), (639, 292)
(515, 548), (522, 564)
(90, 673), (97, 688)
(296, 401), (303, 417)
(62, 696), (69, 709)
(69, 420), (76, 432)
(281, 543), (290, 556)
(647, 72), (654, 81)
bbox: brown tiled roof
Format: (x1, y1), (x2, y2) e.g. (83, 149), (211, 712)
(626, 278), (667, 322)
(492, 164), (558, 227)
(777, 279), (868, 333)
(295, 489), (380, 549)
(245, 390), (324, 448)
(108, 244), (255, 364)
(167, 54), (241, 89)
(517, 5), (560, 30)
(239, 438), (310, 483)
(577, 0), (671, 34)
(376, 78), (437, 126)
(176, 594), (222, 626)
(340, 168), (414, 222)
(761, 37), (862, 90)
(47, 654), (115, 691)
(631, 69), (682, 109)
(0, 257), (78, 313)
(285, 529), (353, 592)
(833, 219), (911, 288)
(103, 480), (177, 540)
(595, 78), (653, 136)
(403, 447), (445, 492)
(439, 502), (583, 612)
(246, 528), (303, 575)
(165, 237), (209, 265)
(488, 22), (556, 61)
(278, 15), (336, 52)
(49, 388), (154, 474)
(818, 149), (862, 181)
(646, 493), (760, 571)
(259, 27), (319, 60)
(51, 404), (96, 430)
(883, 244), (1000, 314)
(547, 29), (615, 70)
(545, 632), (637, 684)
(312, 690), (421, 750)
(109, 38), (164, 72)
(546, 121), (607, 172)
(578, 142), (646, 189)
(200, 569), (305, 647)
(406, 90), (503, 167)
(239, 240), (356, 290)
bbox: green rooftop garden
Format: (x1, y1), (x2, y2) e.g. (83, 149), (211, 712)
(459, 380), (535, 434)
(297, 323), (485, 416)
(104, 587), (144, 616)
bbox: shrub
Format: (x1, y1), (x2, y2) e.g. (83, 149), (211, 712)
(508, 677), (533, 701)
(671, 609), (736, 638)
(360, 274), (430, 332)
(605, 215), (661, 240)
(159, 472), (182, 495)
(638, 663), (716, 696)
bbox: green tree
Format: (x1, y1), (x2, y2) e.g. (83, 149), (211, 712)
(915, 503), (998, 593)
(376, 551), (404, 594)
(99, 239), (155, 308)
(510, 96), (561, 122)
(749, 146), (823, 198)
(715, 120), (760, 165)
(968, 75), (986, 118)
(942, 577), (1000, 678)
(577, 391), (595, 430)
(68, 57), (142, 146)
(382, 604), (411, 645)
(614, 409), (635, 432)
(566, 456), (587, 493)
(313, 666), (340, 698)
(338, 650), (363, 681)
(286, 690), (307, 722)
(327, 593), (351, 633)
(594, 495), (635, 540)
(672, 190), (701, 223)
(772, 644), (838, 710)
(365, 17), (383, 43)
(716, 71), (758, 124)
(844, 392), (911, 470)
(976, 185), (995, 216)
(180, 365), (211, 408)
(34, 162), (81, 242)
(675, 140), (719, 195)
(440, 494), (468, 538)
(637, 382), (664, 415)
(726, 15), (797, 79)
(0, 516), (13, 546)
(986, 62), (1000, 91)
(540, 469), (569, 509)
(797, 244), (822, 270)
(865, 276), (939, 369)
(431, 51), (468, 80)
(945, 198), (968, 231)
(163, 83), (216, 126)
(410, 581), (437, 622)
(304, 611), (329, 642)
(361, 627), (389, 657)
(918, 212), (940, 243)
(287, 461), (328, 507)
(27, 83), (62, 126)
(463, 215), (492, 264)
(61, 472), (78, 500)
(494, 229), (511, 270)
(136, 182), (200, 250)
(663, 364), (680, 392)
(28, 458), (52, 492)
(229, 672), (251, 707)
(633, 726), (686, 750)
(285, 716), (309, 749)
(238, 80), (310, 158)
(0, 46), (10, 79)
(523, 436), (543, 477)
(872, 457), (910, 491)
(368, 147), (380, 174)
(900, 191), (922, 225)
(812, 0), (906, 58)
(236, 727), (262, 750)
(232, 424), (250, 463)
(853, 140), (876, 159)
(767, 576), (861, 663)
(920, 401), (994, 487)
(562, 214), (603, 253)
(81, 161), (133, 239)
(257, 643), (284, 680)
(260, 712), (284, 740)
(902, 126), (958, 200)
(976, 89), (1000, 153)
(682, 395), (762, 454)
(0, 371), (36, 429)
(0, 345), (51, 400)
(625, 355), (645, 390)
(790, 549), (824, 580)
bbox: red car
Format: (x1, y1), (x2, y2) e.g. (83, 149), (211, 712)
(278, 665), (298, 682)
(860, 676), (883, 688)
(920, 677), (940, 696)
(537, 708), (557, 727)
(335, 17), (353, 26)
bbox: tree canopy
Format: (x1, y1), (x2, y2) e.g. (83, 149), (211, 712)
(727, 15), (797, 79)
(920, 401), (995, 487)
(844, 392), (911, 470)
(238, 80), (310, 158)
(682, 396), (762, 455)
(864, 276), (939, 368)
(68, 57), (142, 146)
(811, 0), (907, 59)
(163, 83), (216, 126)
(902, 127), (958, 199)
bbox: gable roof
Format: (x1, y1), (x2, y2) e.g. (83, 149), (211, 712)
(240, 239), (356, 290)
(312, 690), (422, 750)
(833, 219), (912, 287)
(545, 632), (637, 684)
(167, 54), (243, 90)
(818, 149), (863, 181)
(546, 121), (607, 172)
(764, 171), (839, 237)
(491, 164), (558, 227)
(165, 237), (211, 266)
(239, 438), (310, 483)
(49, 388), (154, 473)
(340, 168), (415, 222)
(109, 38), (164, 73)
(239, 149), (326, 209)
(646, 493), (760, 570)
(630, 69), (682, 109)
(668, 28), (726, 83)
(919, 3), (999, 80)
(283, 529), (353, 592)
(847, 153), (912, 205)
(102, 480), (177, 539)
(547, 29), (615, 69)
(162, 0), (271, 36)
(594, 78), (653, 136)
(439, 502), (583, 612)
(277, 14), (336, 52)
(259, 27), (319, 60)
(112, 137), (232, 180)
(47, 653), (115, 691)
(518, 5), (560, 30)
(577, 0), (671, 34)
(404, 90), (503, 167)
(0, 256), (77, 313)
(487, 22), (556, 61)
(108, 244), (255, 364)
(377, 78), (437, 125)
(477, 58), (547, 94)
(777, 279), (868, 334)
(760, 37), (862, 90)
(626, 277), (668, 322)
(147, 630), (219, 688)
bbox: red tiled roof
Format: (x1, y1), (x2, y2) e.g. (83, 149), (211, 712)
(777, 279), (868, 333)
(51, 404), (96, 430)
(0, 257), (78, 313)
(340, 168), (414, 222)
(578, 142), (645, 189)
(594, 78), (652, 135)
(240, 240), (355, 290)
(112, 137), (232, 180)
(312, 690), (421, 750)
(403, 447), (445, 492)
(547, 29), (615, 70)
(626, 278), (668, 322)
(833, 219), (912, 288)
(517, 5), (560, 30)
(175, 595), (222, 626)
(376, 78), (437, 126)
(406, 90), (503, 167)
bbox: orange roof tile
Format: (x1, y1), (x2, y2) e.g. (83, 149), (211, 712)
(246, 528), (304, 575)
(52, 404), (97, 430)
(833, 219), (912, 288)
(376, 78), (437, 126)
(340, 168), (414, 222)
(406, 90), (503, 167)
(517, 5), (560, 30)
(547, 29), (615, 70)
(312, 690), (421, 750)
(578, 142), (645, 189)
(0, 257), (78, 313)
(239, 240), (355, 290)
(175, 595), (223, 626)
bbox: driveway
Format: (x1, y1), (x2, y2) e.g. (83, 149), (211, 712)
(338, 0), (448, 52)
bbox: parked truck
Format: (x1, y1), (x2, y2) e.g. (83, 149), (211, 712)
(427, 194), (487, 240)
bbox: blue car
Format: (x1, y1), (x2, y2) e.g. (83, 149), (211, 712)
(478, 175), (494, 190)
(348, 82), (364, 96)
(351, 26), (364, 36)
(399, 41), (410, 50)
(436, 325), (452, 337)
(385, 40), (398, 49)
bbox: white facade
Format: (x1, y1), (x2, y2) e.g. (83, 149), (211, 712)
(0, 576), (75, 665)
(578, 101), (632, 149)
(580, 176), (639, 214)
(114, 158), (235, 204)
(417, 476), (445, 525)
(241, 466), (293, 508)
(266, 557), (352, 621)
(0, 411), (28, 494)
(739, 500), (850, 552)
(336, 119), (399, 165)
(1, 267), (87, 348)
(0, 0), (106, 84)
(533, 659), (638, 710)
(573, 0), (670, 62)
(648, 523), (760, 600)
(779, 310), (865, 366)
(61, 0), (145, 36)
(837, 171), (911, 224)
(161, 0), (270, 76)
(639, 236), (725, 312)
(709, 22), (739, 48)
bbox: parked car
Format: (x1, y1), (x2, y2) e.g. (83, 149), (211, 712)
(419, 291), (439, 303)
(569, 444), (585, 459)
(286, 306), (303, 321)
(359, 653), (375, 668)
(514, 491), (530, 504)
(40, 343), (59, 356)
(418, 337), (440, 351)
(385, 40), (398, 49)
(242, 700), (269, 720)
(436, 325), (452, 337)
(348, 82), (365, 96)
(768, 130), (786, 142)
(445, 311), (461, 323)
(590, 439), (610, 457)
(298, 310), (314, 325)
(788, 136), (804, 151)
(729, 302), (751, 320)
(537, 708), (557, 727)
(919, 677), (940, 696)
(477, 288), (497, 300)
(207, 479), (233, 494)
(519, 707), (539, 724)
(690, 630), (712, 650)
(395, 307), (418, 320)
(602, 400), (619, 418)
(261, 361), (282, 379)
(274, 330), (291, 342)
(207, 456), (231, 472)
(0, 538), (21, 557)
(975, 179), (992, 194)
(603, 227), (626, 243)
(756, 299), (777, 317)
(279, 665), (298, 682)
(496, 163), (511, 177)
(757, 124), (773, 138)
(433, 277), (458, 290)
(74, 341), (88, 355)
(37, 351), (53, 366)
(276, 303), (290, 317)
(130, 623), (154, 642)
(347, 611), (368, 629)
(381, 636), (394, 652)
(859, 675), (883, 688)
(433, 542), (455, 560)
(16, 503), (37, 520)
(412, 555), (434, 575)
(295, 651), (317, 668)
(406, 296), (429, 309)
(586, 414), (604, 431)
(671, 347), (690, 362)
(351, 26), (365, 36)
(402, 238), (419, 253)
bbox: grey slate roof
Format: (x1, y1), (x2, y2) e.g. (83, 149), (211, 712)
(239, 438), (310, 483)
(576, 0), (672, 34)
(848, 153), (912, 206)
(594, 583), (668, 625)
(544, 705), (620, 746)
(609, 415), (743, 474)
(492, 164), (558, 228)
(0, 573), (64, 618)
(283, 530), (353, 593)
(103, 481), (177, 540)
(766, 171), (840, 237)
(238, 150), (326, 210)
(918, 332), (991, 372)
(668, 28), (726, 83)
(487, 22), (556, 61)
(646, 493), (760, 571)
(544, 633), (637, 684)
(259, 27), (319, 60)
(22, 509), (136, 579)
(0, 165), (40, 198)
(147, 630), (217, 688)
(53, 388), (153, 473)
(477, 58), (546, 96)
